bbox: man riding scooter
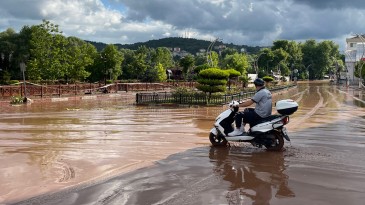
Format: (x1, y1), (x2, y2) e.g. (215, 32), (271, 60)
(228, 78), (272, 136)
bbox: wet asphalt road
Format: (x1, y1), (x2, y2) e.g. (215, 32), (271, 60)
(3, 82), (365, 205)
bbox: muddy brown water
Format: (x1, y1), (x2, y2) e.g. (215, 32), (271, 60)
(1, 82), (365, 205)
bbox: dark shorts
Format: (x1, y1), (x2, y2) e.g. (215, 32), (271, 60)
(235, 108), (263, 127)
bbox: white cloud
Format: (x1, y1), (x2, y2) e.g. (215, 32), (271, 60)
(0, 0), (365, 50)
(248, 3), (254, 12)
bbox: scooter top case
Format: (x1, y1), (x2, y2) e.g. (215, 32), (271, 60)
(276, 99), (298, 115)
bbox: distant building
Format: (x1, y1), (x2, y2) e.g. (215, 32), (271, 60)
(248, 74), (257, 82)
(196, 49), (206, 56)
(171, 47), (191, 58)
(345, 35), (365, 84)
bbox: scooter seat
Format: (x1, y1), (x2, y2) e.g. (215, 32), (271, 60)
(251, 115), (282, 127)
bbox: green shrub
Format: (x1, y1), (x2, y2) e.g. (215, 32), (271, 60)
(194, 64), (210, 73)
(10, 96), (25, 104)
(197, 68), (229, 93)
(262, 76), (274, 82)
(196, 84), (226, 93)
(225, 69), (241, 77)
(9, 80), (20, 85)
(199, 68), (229, 79)
(172, 86), (190, 95)
(197, 78), (227, 86)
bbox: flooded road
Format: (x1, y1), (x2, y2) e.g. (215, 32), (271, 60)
(1, 82), (365, 205)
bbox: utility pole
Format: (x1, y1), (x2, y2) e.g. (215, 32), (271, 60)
(20, 62), (27, 98)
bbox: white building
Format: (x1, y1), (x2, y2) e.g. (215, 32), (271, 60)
(345, 35), (365, 84)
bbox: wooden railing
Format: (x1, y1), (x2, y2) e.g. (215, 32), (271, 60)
(0, 82), (195, 99)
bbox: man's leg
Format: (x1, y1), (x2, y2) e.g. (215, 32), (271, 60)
(235, 112), (244, 128)
(228, 112), (246, 136)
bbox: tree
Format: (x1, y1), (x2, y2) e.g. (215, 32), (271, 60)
(63, 37), (97, 82)
(301, 39), (340, 80)
(194, 64), (209, 74)
(142, 66), (158, 82)
(156, 63), (167, 82)
(239, 75), (250, 88)
(152, 47), (173, 69)
(301, 40), (317, 80)
(196, 68), (229, 102)
(257, 48), (275, 76)
(272, 40), (303, 78)
(354, 60), (365, 80)
(221, 53), (249, 75)
(272, 48), (289, 76)
(194, 54), (207, 66)
(27, 20), (68, 81)
(129, 46), (149, 80)
(0, 28), (17, 84)
(220, 47), (238, 59)
(120, 48), (137, 80)
(208, 51), (219, 67)
(100, 44), (123, 83)
(179, 54), (195, 79)
(225, 68), (241, 90)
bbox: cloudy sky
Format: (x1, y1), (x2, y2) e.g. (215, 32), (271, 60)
(1, 0), (364, 51)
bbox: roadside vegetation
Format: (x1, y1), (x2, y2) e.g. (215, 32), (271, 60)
(1, 19), (358, 98)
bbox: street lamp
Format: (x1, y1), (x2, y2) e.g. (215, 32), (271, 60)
(266, 59), (273, 75)
(276, 64), (280, 81)
(306, 64), (312, 80)
(255, 53), (266, 78)
(293, 68), (298, 83)
(0, 53), (4, 72)
(100, 53), (107, 85)
(331, 57), (340, 84)
(108, 68), (112, 81)
(20, 62), (27, 98)
(206, 37), (221, 67)
(275, 59), (286, 81)
(345, 50), (355, 85)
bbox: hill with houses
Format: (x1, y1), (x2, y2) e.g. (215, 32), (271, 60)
(87, 37), (263, 56)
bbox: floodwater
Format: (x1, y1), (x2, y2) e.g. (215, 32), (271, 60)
(1, 82), (365, 205)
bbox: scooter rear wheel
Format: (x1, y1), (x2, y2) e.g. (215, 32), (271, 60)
(209, 132), (228, 147)
(264, 131), (284, 151)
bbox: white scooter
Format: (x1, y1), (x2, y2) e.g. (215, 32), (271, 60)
(209, 99), (298, 151)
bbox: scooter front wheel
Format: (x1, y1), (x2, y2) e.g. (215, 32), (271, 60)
(209, 132), (228, 147)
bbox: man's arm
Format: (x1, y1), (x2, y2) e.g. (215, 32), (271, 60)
(239, 99), (254, 107)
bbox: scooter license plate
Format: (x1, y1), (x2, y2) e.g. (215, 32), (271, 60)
(282, 127), (290, 141)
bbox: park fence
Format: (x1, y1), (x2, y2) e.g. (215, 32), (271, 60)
(0, 82), (196, 99)
(136, 84), (297, 105)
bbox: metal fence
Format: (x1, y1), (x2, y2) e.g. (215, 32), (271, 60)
(136, 84), (296, 105)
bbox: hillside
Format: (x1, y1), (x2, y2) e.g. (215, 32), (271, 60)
(87, 37), (262, 54)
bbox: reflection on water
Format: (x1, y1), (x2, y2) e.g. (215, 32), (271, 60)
(209, 147), (295, 204)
